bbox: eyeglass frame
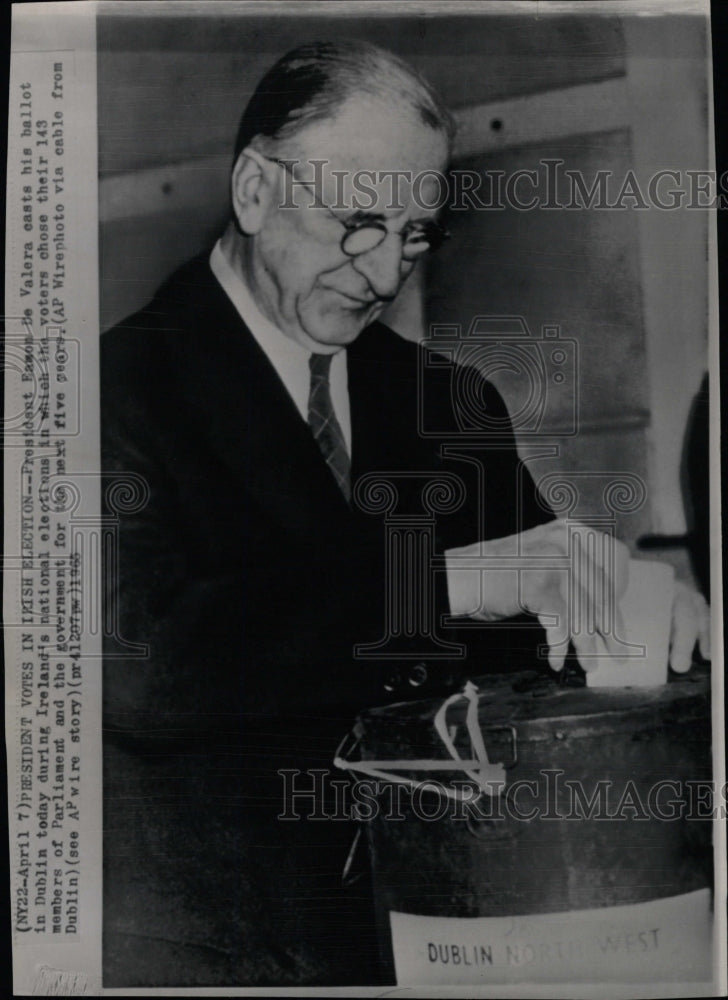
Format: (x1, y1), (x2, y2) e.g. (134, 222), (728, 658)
(243, 146), (451, 261)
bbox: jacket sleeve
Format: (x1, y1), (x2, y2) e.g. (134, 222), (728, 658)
(101, 328), (250, 736)
(422, 348), (556, 677)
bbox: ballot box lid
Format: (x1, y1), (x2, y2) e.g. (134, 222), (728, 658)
(357, 667), (710, 752)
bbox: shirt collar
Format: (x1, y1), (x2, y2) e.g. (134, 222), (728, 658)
(208, 240), (351, 455)
(209, 238), (309, 363)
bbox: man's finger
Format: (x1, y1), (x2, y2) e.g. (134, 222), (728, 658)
(568, 530), (627, 645)
(591, 630), (627, 671)
(669, 586), (698, 673)
(556, 568), (610, 668)
(696, 593), (712, 661)
(538, 612), (567, 672)
(609, 602), (628, 657)
(572, 631), (602, 672)
(698, 624), (711, 661)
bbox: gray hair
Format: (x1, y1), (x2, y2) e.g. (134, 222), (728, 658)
(233, 40), (455, 162)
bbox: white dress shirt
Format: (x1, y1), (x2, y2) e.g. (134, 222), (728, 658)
(209, 240), (352, 455)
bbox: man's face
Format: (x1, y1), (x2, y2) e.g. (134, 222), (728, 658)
(247, 94), (450, 351)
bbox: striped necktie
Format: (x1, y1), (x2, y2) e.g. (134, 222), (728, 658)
(308, 352), (351, 502)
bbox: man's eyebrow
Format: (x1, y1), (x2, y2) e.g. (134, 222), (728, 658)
(342, 209), (433, 229)
(344, 208), (388, 223)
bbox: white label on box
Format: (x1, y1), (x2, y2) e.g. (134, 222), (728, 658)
(390, 888), (712, 985)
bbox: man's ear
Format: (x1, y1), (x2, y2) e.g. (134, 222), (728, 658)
(230, 150), (272, 235)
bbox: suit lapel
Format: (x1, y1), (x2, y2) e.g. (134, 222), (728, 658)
(164, 258), (354, 525)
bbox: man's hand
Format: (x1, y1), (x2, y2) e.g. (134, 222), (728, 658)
(445, 519), (631, 672)
(445, 520), (711, 674)
(669, 580), (711, 673)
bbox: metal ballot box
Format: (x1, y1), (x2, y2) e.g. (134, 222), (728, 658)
(342, 670), (713, 986)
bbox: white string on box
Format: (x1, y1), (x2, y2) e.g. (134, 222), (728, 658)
(333, 681), (507, 802)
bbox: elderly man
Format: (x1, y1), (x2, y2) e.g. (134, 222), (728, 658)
(101, 40), (709, 987)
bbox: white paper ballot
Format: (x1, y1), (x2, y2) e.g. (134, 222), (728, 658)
(586, 558), (675, 688)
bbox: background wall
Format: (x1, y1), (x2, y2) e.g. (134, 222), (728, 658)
(97, 6), (711, 577)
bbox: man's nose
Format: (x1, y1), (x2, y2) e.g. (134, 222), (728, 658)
(351, 234), (406, 300)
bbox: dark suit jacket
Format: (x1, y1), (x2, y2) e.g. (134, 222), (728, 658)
(101, 255), (551, 986)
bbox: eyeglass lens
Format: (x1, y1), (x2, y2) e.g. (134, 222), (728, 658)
(272, 157), (449, 260)
(341, 224), (445, 260)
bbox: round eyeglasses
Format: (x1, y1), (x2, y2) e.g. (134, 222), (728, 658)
(261, 153), (450, 261)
